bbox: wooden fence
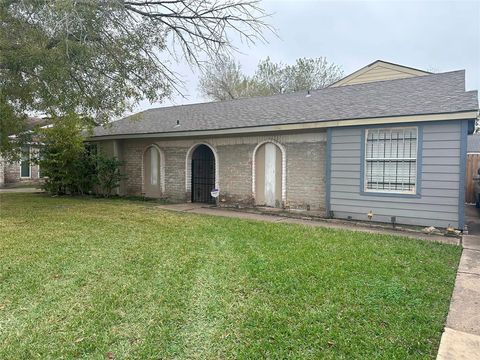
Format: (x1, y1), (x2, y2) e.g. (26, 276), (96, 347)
(466, 153), (480, 204)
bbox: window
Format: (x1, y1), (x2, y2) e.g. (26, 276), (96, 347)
(150, 147), (159, 185)
(85, 143), (98, 157)
(365, 127), (417, 193)
(20, 146), (31, 178)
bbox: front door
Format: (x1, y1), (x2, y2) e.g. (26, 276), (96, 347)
(191, 145), (215, 204)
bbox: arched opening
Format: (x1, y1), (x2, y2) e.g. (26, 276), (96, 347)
(253, 141), (285, 207)
(190, 144), (216, 204)
(143, 145), (164, 198)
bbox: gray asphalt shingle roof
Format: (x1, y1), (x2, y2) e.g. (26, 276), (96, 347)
(92, 70), (478, 138)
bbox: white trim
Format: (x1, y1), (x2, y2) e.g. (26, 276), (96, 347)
(20, 146), (31, 179)
(141, 144), (165, 195)
(252, 140), (287, 205)
(88, 111), (478, 141)
(185, 143), (219, 198)
(364, 126), (418, 194)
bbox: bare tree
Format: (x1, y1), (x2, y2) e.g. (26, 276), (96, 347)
(1, 0), (272, 157)
(120, 0), (271, 65)
(198, 56), (252, 100)
(199, 55), (344, 101)
(282, 57), (344, 92)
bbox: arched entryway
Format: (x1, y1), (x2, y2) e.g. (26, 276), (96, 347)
(143, 145), (164, 198)
(190, 144), (216, 204)
(253, 141), (286, 207)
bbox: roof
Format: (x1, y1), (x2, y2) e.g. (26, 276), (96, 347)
(468, 134), (480, 153)
(25, 117), (49, 129)
(92, 70), (478, 139)
(328, 60), (431, 87)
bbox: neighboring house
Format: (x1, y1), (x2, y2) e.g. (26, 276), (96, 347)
(89, 60), (479, 230)
(0, 117), (45, 187)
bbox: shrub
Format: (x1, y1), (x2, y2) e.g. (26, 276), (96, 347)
(95, 155), (126, 198)
(38, 114), (88, 195)
(37, 114), (125, 196)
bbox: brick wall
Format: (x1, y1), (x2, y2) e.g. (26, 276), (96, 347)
(1, 146), (42, 186)
(96, 131), (327, 210)
(3, 161), (42, 185)
(285, 141), (326, 210)
(217, 144), (254, 205)
(164, 147), (188, 201)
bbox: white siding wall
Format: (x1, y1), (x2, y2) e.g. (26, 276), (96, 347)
(329, 121), (464, 228)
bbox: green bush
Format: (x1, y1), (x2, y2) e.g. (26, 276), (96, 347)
(38, 114), (87, 195)
(37, 114), (125, 196)
(95, 155), (126, 198)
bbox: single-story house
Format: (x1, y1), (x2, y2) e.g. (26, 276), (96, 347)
(89, 60), (479, 230)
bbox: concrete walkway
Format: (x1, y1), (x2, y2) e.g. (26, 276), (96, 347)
(0, 187), (43, 193)
(155, 203), (459, 244)
(437, 206), (480, 359)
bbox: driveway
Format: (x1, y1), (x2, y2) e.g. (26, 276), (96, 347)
(466, 205), (480, 236)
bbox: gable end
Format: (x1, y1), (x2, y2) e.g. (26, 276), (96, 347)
(330, 60), (431, 87)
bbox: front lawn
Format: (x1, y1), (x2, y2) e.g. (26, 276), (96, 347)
(0, 193), (460, 359)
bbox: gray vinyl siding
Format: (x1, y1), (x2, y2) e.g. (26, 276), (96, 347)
(329, 121), (463, 228)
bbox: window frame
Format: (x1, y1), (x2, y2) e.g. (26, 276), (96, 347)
(362, 126), (421, 197)
(20, 145), (31, 179)
(149, 146), (159, 186)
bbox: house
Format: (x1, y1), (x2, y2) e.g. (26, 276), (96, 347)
(89, 60), (479, 230)
(0, 117), (45, 187)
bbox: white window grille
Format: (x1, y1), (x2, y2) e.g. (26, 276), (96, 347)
(365, 127), (418, 193)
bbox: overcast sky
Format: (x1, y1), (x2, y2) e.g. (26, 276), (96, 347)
(135, 0), (480, 112)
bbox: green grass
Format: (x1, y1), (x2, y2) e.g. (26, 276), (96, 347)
(0, 193), (460, 359)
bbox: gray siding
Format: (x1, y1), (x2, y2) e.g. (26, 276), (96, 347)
(329, 121), (464, 228)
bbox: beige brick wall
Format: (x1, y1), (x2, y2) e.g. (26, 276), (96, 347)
(285, 141), (326, 210)
(2, 146), (42, 186)
(3, 161), (41, 185)
(96, 131), (327, 210)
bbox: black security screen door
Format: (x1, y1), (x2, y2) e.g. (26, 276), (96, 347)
(191, 145), (215, 204)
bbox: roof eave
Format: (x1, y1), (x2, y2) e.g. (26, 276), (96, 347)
(88, 110), (479, 141)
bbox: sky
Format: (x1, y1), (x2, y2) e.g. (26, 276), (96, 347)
(134, 0), (480, 112)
